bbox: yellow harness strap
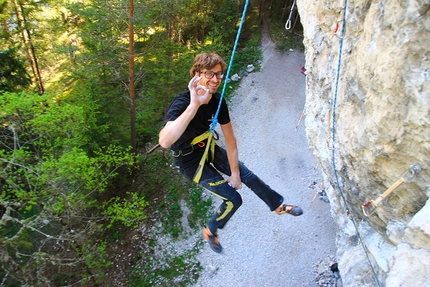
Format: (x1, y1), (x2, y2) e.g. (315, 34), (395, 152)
(191, 130), (217, 183)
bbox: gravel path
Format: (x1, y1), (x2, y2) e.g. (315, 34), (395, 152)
(190, 26), (337, 286)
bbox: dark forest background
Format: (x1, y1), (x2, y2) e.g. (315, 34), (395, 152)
(0, 0), (302, 285)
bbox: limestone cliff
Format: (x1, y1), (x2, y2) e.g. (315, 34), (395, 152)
(297, 0), (430, 286)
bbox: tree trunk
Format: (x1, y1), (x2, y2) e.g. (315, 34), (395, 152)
(13, 0), (44, 94)
(291, 10), (299, 32)
(128, 0), (137, 153)
(268, 0), (274, 18)
(258, 0), (263, 20)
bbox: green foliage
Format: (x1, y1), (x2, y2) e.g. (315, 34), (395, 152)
(140, 153), (186, 238)
(0, 91), (89, 154)
(137, 152), (211, 238)
(186, 187), (213, 230)
(161, 184), (184, 238)
(0, 49), (31, 91)
(67, 81), (125, 150)
(136, 41), (191, 144)
(129, 242), (203, 287)
(0, 91), (136, 286)
(262, 0), (305, 52)
(84, 240), (112, 269)
(103, 192), (149, 228)
(272, 24), (305, 52)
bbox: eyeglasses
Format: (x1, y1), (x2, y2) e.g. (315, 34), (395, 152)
(199, 70), (224, 80)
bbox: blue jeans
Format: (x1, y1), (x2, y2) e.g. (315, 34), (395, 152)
(173, 145), (284, 234)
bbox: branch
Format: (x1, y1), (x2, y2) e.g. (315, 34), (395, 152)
(1, 209), (62, 242)
(0, 157), (40, 177)
(80, 164), (124, 202)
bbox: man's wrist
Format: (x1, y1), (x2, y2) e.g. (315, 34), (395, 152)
(230, 171), (240, 177)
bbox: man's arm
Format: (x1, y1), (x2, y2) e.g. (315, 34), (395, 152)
(159, 76), (209, 148)
(221, 122), (242, 189)
(159, 107), (198, 148)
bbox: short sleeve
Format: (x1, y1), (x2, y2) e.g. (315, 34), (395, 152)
(164, 93), (190, 124)
(217, 97), (230, 125)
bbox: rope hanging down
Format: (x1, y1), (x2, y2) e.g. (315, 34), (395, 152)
(210, 0), (250, 133)
(330, 0), (382, 286)
(285, 0), (296, 30)
(192, 0), (250, 183)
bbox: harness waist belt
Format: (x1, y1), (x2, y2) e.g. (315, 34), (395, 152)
(171, 145), (194, 157)
(171, 140), (209, 157)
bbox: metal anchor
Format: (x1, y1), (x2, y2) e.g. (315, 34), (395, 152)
(362, 163), (421, 217)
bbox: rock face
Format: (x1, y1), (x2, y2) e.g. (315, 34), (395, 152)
(297, 0), (430, 286)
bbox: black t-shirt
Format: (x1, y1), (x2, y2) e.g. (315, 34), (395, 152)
(164, 91), (230, 150)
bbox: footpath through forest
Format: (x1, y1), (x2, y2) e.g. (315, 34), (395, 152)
(190, 25), (338, 286)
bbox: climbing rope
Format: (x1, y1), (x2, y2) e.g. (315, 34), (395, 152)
(192, 0), (250, 183)
(211, 0), (250, 132)
(330, 1), (382, 286)
(285, 0), (296, 30)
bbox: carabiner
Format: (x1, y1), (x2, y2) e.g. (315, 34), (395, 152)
(285, 0), (296, 30)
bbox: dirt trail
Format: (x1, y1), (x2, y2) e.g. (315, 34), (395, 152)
(191, 26), (337, 286)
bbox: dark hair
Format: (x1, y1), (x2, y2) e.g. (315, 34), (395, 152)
(189, 52), (227, 77)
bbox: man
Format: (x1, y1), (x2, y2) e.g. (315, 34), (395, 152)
(159, 52), (302, 253)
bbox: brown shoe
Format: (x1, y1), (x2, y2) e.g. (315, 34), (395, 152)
(202, 227), (223, 253)
(275, 204), (303, 216)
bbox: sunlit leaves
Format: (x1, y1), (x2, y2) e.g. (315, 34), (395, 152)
(102, 191), (149, 228)
(0, 91), (136, 285)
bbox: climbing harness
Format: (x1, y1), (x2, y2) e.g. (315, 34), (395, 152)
(191, 131), (217, 183)
(285, 0), (297, 30)
(191, 0), (250, 183)
(361, 164), (421, 217)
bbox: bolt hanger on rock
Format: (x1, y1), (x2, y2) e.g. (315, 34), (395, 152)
(361, 163), (422, 217)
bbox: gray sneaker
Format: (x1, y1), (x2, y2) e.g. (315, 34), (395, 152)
(275, 204), (303, 216)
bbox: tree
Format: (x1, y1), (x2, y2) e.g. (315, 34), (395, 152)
(128, 0), (137, 153)
(66, 0), (147, 150)
(0, 48), (31, 91)
(12, 0), (44, 94)
(0, 91), (139, 285)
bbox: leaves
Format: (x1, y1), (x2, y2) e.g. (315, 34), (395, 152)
(0, 0), (267, 284)
(0, 91), (136, 285)
(103, 192), (149, 228)
(0, 49), (32, 91)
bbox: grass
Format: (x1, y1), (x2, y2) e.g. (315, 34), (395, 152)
(266, 16), (305, 53)
(129, 243), (204, 287)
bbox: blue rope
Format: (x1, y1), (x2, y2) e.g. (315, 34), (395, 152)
(331, 1), (382, 286)
(210, 0), (250, 132)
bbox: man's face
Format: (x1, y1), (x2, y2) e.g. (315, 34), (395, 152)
(194, 63), (223, 95)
